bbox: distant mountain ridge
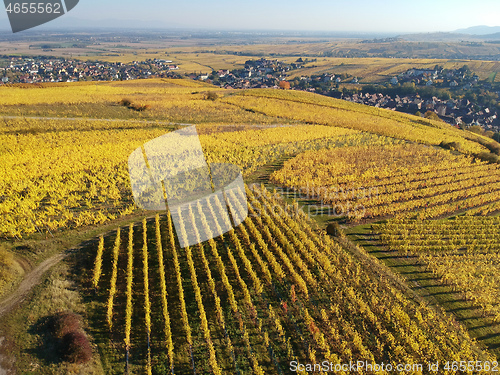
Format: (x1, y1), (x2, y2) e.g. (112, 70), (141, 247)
(455, 25), (500, 35)
(399, 29), (500, 42)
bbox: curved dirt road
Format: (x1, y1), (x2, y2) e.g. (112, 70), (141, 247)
(0, 252), (68, 318)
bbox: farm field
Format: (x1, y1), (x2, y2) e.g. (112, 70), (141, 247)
(1, 77), (500, 374)
(222, 89), (492, 153)
(80, 186), (493, 374)
(2, 32), (500, 79)
(285, 58), (500, 83)
(374, 217), (500, 321)
(271, 143), (500, 222)
(0, 109), (393, 240)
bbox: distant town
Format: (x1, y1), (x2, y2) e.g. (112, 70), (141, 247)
(207, 58), (500, 131)
(0, 56), (180, 83)
(1, 56), (498, 131)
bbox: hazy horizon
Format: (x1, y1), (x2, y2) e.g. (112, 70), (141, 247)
(0, 0), (499, 34)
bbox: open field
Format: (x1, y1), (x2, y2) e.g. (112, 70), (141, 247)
(286, 57), (500, 83)
(2, 31), (499, 78)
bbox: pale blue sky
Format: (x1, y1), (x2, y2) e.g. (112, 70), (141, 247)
(2, 0), (499, 33)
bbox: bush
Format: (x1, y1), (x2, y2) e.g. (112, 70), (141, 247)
(120, 98), (132, 107)
(61, 331), (92, 364)
(439, 141), (461, 151)
(119, 98), (150, 111)
(130, 103), (151, 112)
(469, 125), (484, 134)
(424, 111), (441, 121)
(484, 142), (500, 156)
(0, 245), (15, 286)
(204, 91), (219, 101)
(50, 311), (81, 339)
(476, 151), (499, 163)
(326, 222), (344, 237)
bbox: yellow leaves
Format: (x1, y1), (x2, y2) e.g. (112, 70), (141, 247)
(106, 228), (121, 330)
(378, 216), (500, 323)
(202, 124), (357, 148)
(124, 224), (134, 350)
(0, 78), (210, 105)
(224, 90), (486, 154)
(92, 236), (104, 289)
(273, 143), (500, 221)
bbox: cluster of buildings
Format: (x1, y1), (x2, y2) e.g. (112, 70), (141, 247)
(204, 59), (499, 130)
(342, 93), (499, 130)
(0, 57), (179, 83)
(390, 66), (482, 89)
(199, 58), (305, 89)
(1, 55), (497, 130)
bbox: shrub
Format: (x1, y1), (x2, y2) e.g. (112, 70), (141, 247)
(476, 151), (499, 163)
(424, 111), (441, 121)
(120, 98), (132, 107)
(50, 311), (82, 339)
(439, 141), (461, 151)
(119, 99), (150, 111)
(61, 331), (92, 364)
(484, 142), (500, 156)
(469, 125), (484, 134)
(204, 91), (219, 101)
(326, 222), (344, 237)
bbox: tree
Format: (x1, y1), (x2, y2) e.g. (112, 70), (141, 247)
(485, 130), (495, 138)
(469, 125), (484, 134)
(279, 81), (291, 90)
(205, 91), (219, 101)
(464, 91), (477, 102)
(424, 111), (441, 121)
(62, 332), (92, 364)
(326, 222), (344, 238)
(438, 90), (451, 100)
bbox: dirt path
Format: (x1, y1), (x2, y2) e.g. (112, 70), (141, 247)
(0, 252), (70, 374)
(1, 115), (192, 127)
(1, 115), (295, 128)
(0, 252), (67, 318)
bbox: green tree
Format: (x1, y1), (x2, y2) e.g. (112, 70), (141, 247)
(424, 111), (441, 121)
(469, 125), (484, 134)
